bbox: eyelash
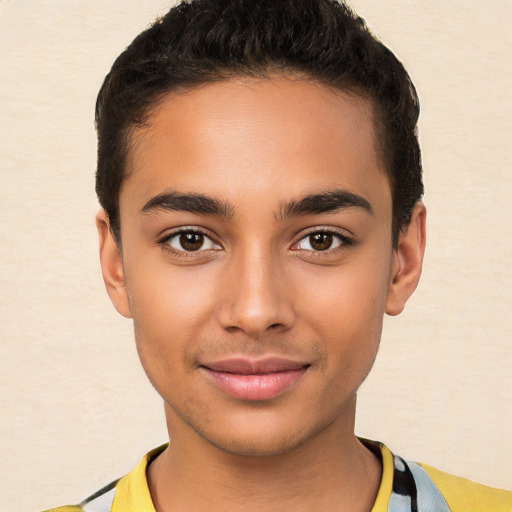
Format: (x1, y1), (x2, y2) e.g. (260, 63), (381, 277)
(158, 227), (221, 257)
(157, 227), (354, 257)
(292, 228), (354, 253)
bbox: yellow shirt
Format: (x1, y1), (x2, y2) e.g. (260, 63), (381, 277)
(43, 441), (512, 512)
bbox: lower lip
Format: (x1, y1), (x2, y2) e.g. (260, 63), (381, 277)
(203, 367), (308, 401)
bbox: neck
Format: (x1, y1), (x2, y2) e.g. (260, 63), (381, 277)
(148, 398), (381, 512)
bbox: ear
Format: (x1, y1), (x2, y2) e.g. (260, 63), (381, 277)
(386, 202), (426, 316)
(96, 210), (132, 318)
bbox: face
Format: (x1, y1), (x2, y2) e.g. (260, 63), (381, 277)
(98, 77), (425, 457)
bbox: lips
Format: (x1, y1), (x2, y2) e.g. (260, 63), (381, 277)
(201, 357), (310, 401)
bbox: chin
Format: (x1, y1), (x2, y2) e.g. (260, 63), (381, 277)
(203, 431), (308, 458)
(191, 412), (325, 458)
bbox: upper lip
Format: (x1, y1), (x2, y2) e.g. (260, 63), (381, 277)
(202, 357), (310, 374)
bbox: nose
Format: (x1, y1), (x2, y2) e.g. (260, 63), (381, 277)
(217, 247), (296, 337)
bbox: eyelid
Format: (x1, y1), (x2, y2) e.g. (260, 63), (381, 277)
(291, 227), (354, 251)
(158, 226), (222, 252)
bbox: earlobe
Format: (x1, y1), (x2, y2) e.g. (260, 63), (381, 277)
(96, 210), (132, 318)
(386, 202), (426, 316)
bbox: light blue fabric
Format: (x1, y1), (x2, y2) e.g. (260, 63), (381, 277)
(80, 482), (116, 512)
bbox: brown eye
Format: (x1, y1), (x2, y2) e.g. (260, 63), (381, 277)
(294, 231), (345, 252)
(309, 233), (333, 251)
(165, 229), (220, 253)
(179, 232), (204, 251)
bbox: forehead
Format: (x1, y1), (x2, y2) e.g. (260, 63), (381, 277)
(122, 77), (390, 214)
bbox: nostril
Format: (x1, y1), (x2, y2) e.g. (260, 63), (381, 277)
(225, 325), (243, 334)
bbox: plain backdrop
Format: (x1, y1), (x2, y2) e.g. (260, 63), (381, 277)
(0, 1), (510, 511)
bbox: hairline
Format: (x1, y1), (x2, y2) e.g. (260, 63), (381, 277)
(112, 71), (396, 245)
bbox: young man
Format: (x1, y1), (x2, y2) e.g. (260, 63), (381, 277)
(45, 0), (511, 511)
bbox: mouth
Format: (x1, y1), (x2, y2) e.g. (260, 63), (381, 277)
(200, 357), (310, 401)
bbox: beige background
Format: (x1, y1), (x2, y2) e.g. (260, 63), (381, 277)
(0, 1), (510, 510)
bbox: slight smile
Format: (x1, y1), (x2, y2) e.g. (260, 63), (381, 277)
(201, 357), (311, 401)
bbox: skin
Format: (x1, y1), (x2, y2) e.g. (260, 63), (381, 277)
(97, 77), (426, 512)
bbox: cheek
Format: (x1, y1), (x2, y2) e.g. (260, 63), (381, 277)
(292, 257), (390, 374)
(127, 259), (219, 327)
(296, 258), (391, 327)
(124, 263), (219, 375)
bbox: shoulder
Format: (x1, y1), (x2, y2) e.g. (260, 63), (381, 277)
(367, 439), (512, 512)
(41, 479), (119, 512)
(391, 451), (511, 512)
(40, 444), (167, 512)
(418, 461), (512, 512)
(41, 507), (84, 512)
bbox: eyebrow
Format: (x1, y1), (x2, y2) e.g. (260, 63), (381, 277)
(141, 191), (234, 218)
(141, 188), (372, 220)
(277, 190), (373, 220)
